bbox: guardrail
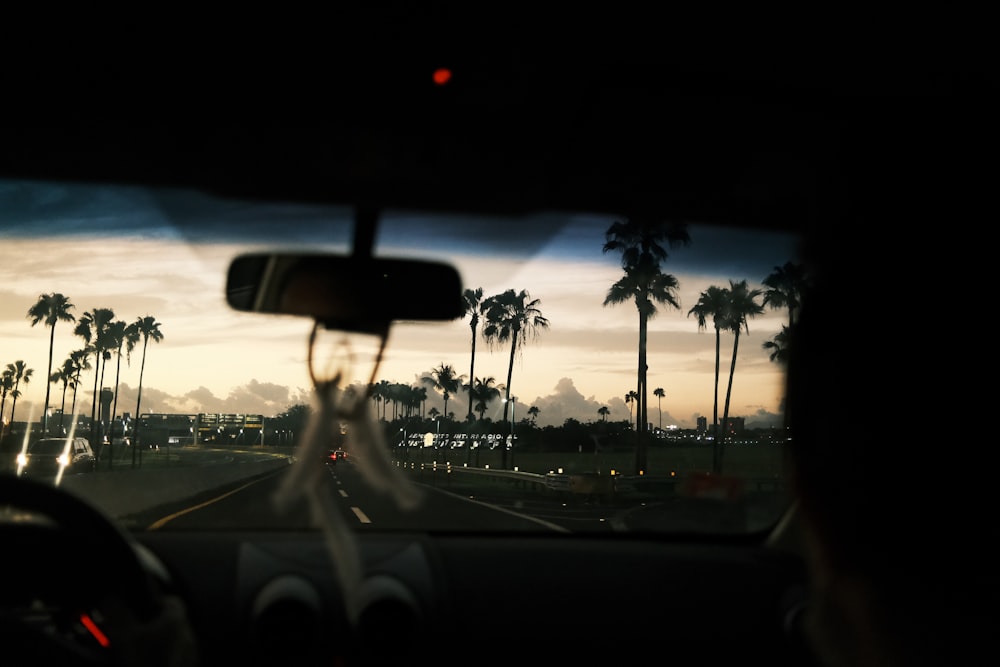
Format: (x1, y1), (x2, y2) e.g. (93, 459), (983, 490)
(399, 461), (618, 497)
(398, 461), (785, 500)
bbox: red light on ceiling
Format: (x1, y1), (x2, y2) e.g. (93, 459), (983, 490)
(433, 68), (452, 85)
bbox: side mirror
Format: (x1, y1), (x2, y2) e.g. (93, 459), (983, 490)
(226, 254), (465, 333)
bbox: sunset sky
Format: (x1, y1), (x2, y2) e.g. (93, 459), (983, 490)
(1, 179), (800, 430)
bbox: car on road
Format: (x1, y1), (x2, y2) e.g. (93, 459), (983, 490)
(17, 437), (97, 477)
(324, 449), (347, 465)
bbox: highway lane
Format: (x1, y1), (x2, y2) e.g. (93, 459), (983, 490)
(124, 458), (578, 532)
(119, 456), (785, 534)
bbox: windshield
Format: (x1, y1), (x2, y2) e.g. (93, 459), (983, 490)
(1, 179), (800, 536)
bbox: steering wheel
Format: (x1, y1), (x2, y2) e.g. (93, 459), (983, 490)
(0, 474), (164, 666)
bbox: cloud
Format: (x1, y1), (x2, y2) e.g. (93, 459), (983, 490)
(744, 407), (783, 430)
(526, 377), (618, 427)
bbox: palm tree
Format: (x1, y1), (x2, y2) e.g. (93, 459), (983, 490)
(74, 307), (115, 447)
(603, 218), (688, 474)
(102, 320), (141, 464)
(527, 406), (539, 423)
(762, 325), (791, 364)
(373, 379), (391, 420)
(50, 361), (76, 434)
(717, 279), (765, 473)
(66, 348), (92, 432)
(598, 406), (610, 422)
(129, 315), (164, 459)
(6, 360), (34, 434)
(109, 320), (140, 425)
(762, 261), (808, 330)
(412, 385), (428, 419)
(422, 363), (464, 423)
(103, 319), (130, 468)
(625, 390), (638, 426)
(0, 368), (14, 438)
(468, 376), (502, 421)
(653, 387), (665, 430)
(462, 287), (485, 421)
(688, 285), (730, 452)
(369, 382), (384, 420)
(482, 288), (549, 468)
(26, 292), (75, 434)
(762, 262), (807, 432)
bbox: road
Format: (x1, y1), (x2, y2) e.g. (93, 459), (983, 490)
(122, 458), (588, 532)
(119, 456), (786, 534)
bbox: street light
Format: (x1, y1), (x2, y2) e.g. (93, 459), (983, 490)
(510, 397), (517, 469)
(502, 397), (517, 469)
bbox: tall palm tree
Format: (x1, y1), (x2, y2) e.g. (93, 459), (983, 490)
(129, 315), (164, 457)
(74, 307), (115, 447)
(26, 292), (75, 434)
(603, 218), (688, 474)
(527, 406), (539, 423)
(106, 320), (141, 468)
(481, 289), (551, 410)
(482, 288), (549, 467)
(718, 279), (765, 473)
(688, 285), (730, 451)
(462, 287), (485, 421)
(653, 387), (665, 430)
(598, 406), (610, 422)
(66, 348), (92, 432)
(6, 360), (34, 434)
(50, 360), (76, 434)
(103, 319), (129, 468)
(422, 363), (464, 423)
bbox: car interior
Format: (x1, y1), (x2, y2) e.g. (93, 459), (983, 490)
(0, 21), (992, 667)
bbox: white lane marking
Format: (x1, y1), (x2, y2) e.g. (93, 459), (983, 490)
(339, 489), (348, 497)
(350, 506), (371, 523)
(423, 485), (571, 533)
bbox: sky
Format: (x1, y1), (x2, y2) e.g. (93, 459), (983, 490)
(0, 179), (800, 431)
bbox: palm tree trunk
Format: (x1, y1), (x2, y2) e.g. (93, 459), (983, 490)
(718, 332), (741, 474)
(70, 373), (80, 431)
(90, 352), (101, 452)
(98, 356), (108, 465)
(109, 348), (124, 469)
(133, 338), (148, 467)
(59, 382), (68, 434)
(44, 323), (56, 433)
(712, 328), (721, 473)
(467, 325), (477, 421)
(501, 337), (518, 469)
(636, 313), (649, 475)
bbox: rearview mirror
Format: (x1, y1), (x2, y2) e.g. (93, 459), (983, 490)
(226, 254), (465, 332)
